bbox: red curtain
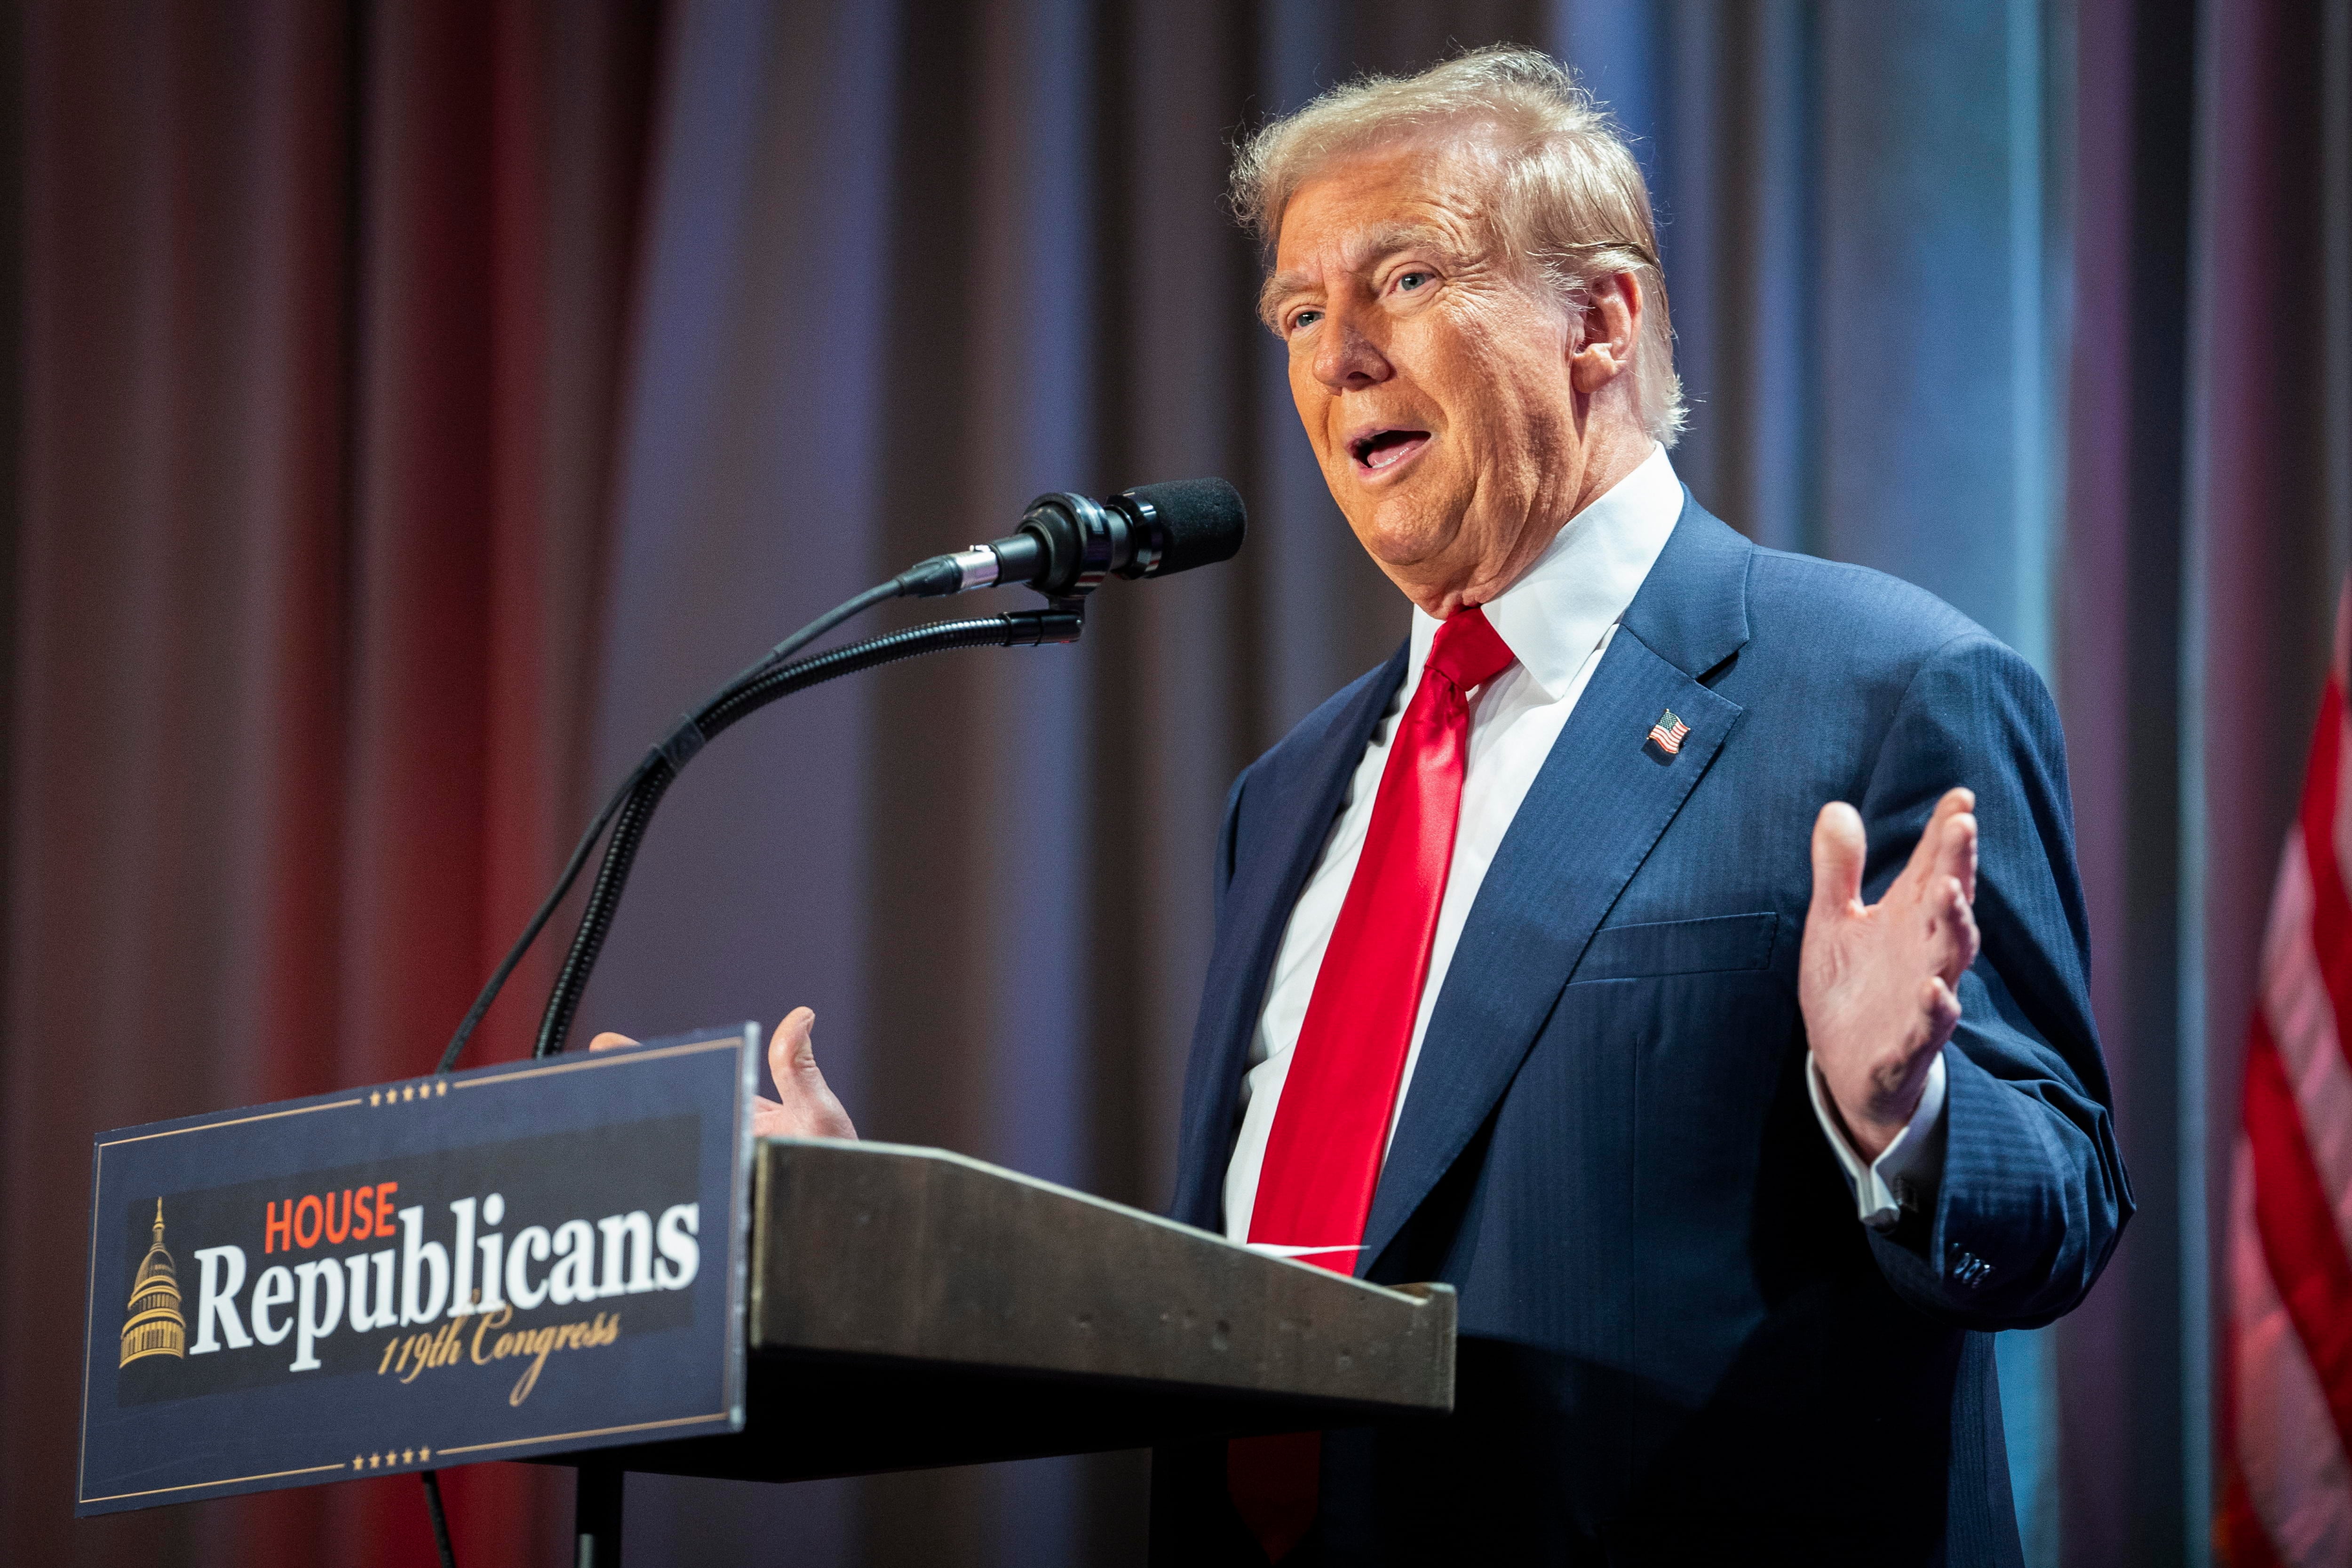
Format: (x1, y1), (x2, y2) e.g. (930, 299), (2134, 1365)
(3, 3), (661, 1563)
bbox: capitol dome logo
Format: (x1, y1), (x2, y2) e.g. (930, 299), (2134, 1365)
(120, 1198), (186, 1368)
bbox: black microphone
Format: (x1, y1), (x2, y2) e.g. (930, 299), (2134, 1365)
(898, 478), (1247, 599)
(453, 477), (1247, 1072)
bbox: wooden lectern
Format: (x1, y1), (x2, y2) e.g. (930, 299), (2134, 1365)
(80, 1035), (1446, 1558)
(554, 1138), (1457, 1564)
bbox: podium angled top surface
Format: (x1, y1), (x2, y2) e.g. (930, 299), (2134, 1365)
(78, 1034), (1455, 1506)
(750, 1138), (1455, 1416)
(546, 1137), (1455, 1485)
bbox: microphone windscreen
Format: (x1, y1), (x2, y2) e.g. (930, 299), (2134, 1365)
(1122, 478), (1247, 577)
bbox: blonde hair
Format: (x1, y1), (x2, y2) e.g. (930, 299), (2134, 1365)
(1231, 45), (1685, 446)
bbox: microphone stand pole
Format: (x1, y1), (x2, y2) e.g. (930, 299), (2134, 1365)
(534, 598), (1083, 1058)
(417, 471), (1249, 1563)
(534, 599), (1081, 1568)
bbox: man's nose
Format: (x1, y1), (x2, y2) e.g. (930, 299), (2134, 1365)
(1311, 305), (1391, 392)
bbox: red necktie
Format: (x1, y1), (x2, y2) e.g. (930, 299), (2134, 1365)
(1229, 605), (1516, 1562)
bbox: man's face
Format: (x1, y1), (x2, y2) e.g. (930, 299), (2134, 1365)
(1266, 142), (1590, 612)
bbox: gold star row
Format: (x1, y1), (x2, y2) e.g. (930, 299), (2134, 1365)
(353, 1446), (433, 1470)
(368, 1081), (449, 1107)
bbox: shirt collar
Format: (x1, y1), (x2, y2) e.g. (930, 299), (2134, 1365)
(1406, 442), (1685, 701)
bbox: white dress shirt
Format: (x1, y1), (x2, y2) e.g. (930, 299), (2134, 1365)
(1224, 445), (1944, 1254)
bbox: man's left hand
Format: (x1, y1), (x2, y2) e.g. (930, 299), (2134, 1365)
(1801, 787), (1980, 1160)
(589, 1006), (857, 1141)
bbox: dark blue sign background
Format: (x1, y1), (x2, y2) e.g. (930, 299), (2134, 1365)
(78, 1027), (755, 1515)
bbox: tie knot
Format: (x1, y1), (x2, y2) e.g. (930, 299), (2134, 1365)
(1425, 605), (1515, 695)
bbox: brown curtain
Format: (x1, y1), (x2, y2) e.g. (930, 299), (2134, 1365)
(2056, 0), (2201, 1557)
(1, 3), (661, 1563)
(2057, 1), (2352, 1562)
(14, 4), (2348, 1565)
(2190, 1), (2351, 1563)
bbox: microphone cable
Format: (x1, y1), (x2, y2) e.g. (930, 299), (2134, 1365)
(433, 572), (913, 1076)
(421, 1469), (456, 1568)
(431, 474), (1245, 1071)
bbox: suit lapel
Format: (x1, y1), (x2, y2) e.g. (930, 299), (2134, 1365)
(1168, 644), (1410, 1230)
(1357, 496), (1756, 1274)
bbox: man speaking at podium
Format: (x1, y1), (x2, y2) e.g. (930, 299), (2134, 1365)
(713, 45), (2128, 1567)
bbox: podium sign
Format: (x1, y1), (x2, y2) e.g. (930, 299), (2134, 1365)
(77, 1027), (757, 1516)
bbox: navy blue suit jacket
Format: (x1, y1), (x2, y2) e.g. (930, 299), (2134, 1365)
(1151, 499), (2131, 1566)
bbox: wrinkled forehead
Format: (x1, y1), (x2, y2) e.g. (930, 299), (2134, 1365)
(1268, 133), (1508, 269)
(1259, 137), (1510, 316)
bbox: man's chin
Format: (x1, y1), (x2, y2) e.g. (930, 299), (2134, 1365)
(1340, 494), (1462, 574)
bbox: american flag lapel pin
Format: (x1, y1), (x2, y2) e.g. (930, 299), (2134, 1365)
(1644, 707), (1690, 763)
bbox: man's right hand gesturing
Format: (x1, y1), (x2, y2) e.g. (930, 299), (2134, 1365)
(1799, 787), (1979, 1162)
(589, 1005), (857, 1141)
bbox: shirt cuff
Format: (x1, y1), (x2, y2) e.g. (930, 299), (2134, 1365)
(1806, 1050), (1947, 1231)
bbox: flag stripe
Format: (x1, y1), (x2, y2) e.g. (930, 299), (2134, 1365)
(2246, 1013), (2352, 1461)
(2258, 843), (2352, 1262)
(2220, 1476), (2296, 1568)
(2335, 700), (2352, 906)
(2223, 1461), (2292, 1568)
(2299, 681), (2352, 1079)
(2230, 605), (2352, 1567)
(2233, 1135), (2352, 1562)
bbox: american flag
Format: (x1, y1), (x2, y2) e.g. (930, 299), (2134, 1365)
(2222, 585), (2352, 1566)
(1647, 709), (1689, 756)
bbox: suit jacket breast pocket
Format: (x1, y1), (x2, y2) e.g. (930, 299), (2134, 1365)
(1568, 911), (1780, 983)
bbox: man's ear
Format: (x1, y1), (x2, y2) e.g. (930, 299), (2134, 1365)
(1569, 270), (1643, 393)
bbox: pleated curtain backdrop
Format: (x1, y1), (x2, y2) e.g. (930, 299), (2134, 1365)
(2192, 2), (2352, 1564)
(2058, 0), (2201, 1558)
(7, 3), (2350, 1567)
(5, 3), (660, 1564)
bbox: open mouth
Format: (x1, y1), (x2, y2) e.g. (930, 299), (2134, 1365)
(1350, 428), (1431, 476)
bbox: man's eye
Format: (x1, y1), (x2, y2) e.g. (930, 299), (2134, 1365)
(1290, 309), (1323, 333)
(1397, 271), (1433, 292)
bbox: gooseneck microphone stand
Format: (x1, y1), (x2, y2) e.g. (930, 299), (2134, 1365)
(424, 587), (1083, 1568)
(529, 599), (1081, 1061)
(413, 479), (1242, 1568)
(431, 590), (1082, 1077)
(433, 587), (1078, 1568)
